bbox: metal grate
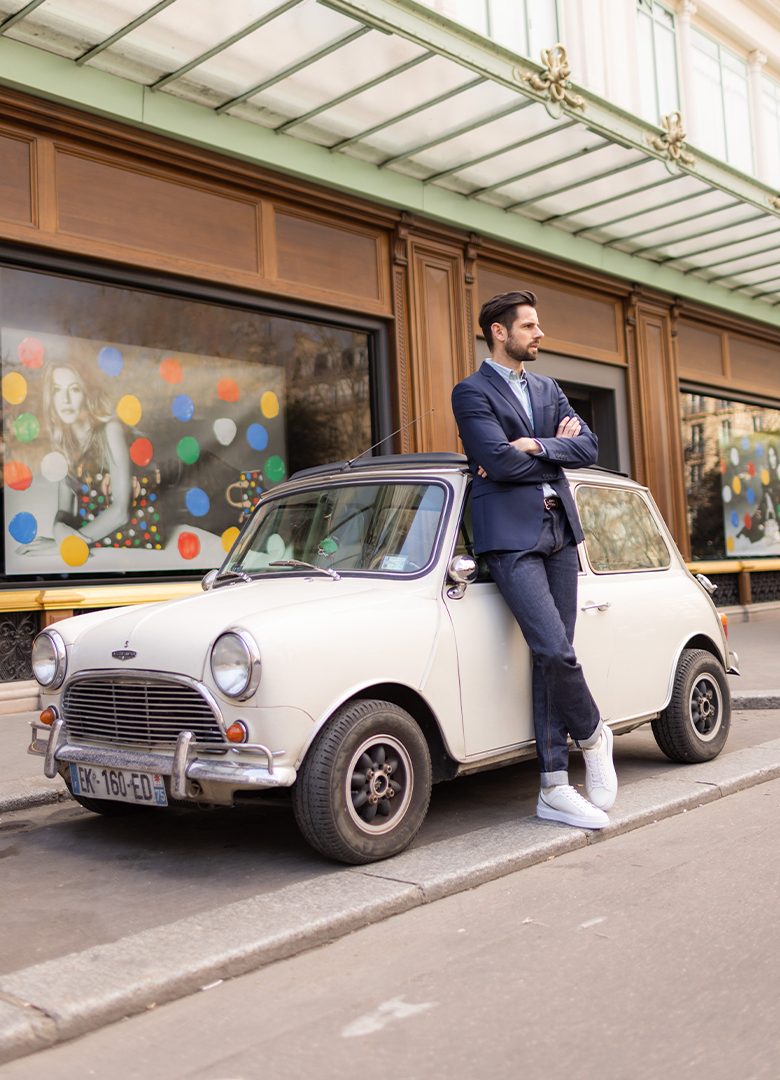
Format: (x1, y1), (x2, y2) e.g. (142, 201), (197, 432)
(63, 676), (224, 747)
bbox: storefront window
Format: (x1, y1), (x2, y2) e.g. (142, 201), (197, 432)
(1, 266), (376, 581)
(680, 392), (780, 560)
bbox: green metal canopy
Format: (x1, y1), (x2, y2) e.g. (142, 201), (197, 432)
(2, 0), (780, 314)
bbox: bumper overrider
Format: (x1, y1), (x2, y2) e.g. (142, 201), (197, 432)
(29, 715), (297, 805)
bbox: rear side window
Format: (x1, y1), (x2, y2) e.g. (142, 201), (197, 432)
(575, 485), (671, 572)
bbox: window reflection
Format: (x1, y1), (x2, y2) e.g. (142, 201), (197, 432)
(576, 485), (671, 573)
(680, 392), (780, 560)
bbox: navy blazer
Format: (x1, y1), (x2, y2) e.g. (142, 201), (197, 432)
(451, 362), (598, 554)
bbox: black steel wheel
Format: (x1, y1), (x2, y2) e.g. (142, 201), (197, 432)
(292, 699), (432, 864)
(652, 648), (731, 763)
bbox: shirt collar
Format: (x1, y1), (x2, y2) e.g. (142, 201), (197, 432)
(485, 359), (526, 384)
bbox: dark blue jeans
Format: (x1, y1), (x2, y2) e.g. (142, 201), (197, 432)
(485, 505), (601, 787)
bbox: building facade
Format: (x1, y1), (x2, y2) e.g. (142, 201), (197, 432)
(1, 0), (779, 695)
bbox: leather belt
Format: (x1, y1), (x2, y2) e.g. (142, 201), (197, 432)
(543, 496), (562, 510)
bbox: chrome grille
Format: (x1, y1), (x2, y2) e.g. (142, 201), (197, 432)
(63, 675), (224, 747)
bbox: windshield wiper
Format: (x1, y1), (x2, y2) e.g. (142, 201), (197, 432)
(270, 559), (341, 581)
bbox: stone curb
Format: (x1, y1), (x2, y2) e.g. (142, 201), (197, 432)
(2, 737), (780, 1066)
(732, 691), (780, 710)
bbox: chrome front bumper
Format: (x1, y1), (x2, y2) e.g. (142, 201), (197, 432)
(29, 718), (297, 799)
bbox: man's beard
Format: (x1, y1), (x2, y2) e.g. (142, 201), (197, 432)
(505, 339), (537, 364)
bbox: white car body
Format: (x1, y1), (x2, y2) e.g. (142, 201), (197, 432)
(30, 454), (738, 863)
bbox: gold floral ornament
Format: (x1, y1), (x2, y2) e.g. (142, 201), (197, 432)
(519, 44), (585, 113)
(769, 195), (780, 212)
(648, 111), (695, 167)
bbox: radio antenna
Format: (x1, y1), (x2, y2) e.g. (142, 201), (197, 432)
(343, 410), (434, 469)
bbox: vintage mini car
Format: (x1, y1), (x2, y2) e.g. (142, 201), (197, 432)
(29, 453), (738, 864)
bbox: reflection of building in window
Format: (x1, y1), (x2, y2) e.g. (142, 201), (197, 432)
(679, 391), (780, 560)
(576, 485), (671, 573)
(287, 330), (371, 474)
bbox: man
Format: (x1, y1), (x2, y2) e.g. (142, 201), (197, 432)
(451, 290), (617, 829)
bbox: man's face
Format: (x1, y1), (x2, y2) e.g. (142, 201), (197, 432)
(494, 305), (544, 365)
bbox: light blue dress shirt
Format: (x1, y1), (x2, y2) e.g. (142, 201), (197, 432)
(485, 359), (556, 497)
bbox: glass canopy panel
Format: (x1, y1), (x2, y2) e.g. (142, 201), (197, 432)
(561, 167), (694, 232)
(581, 183), (722, 245)
(287, 52), (474, 147)
(615, 202), (755, 254)
(492, 143), (640, 210)
(350, 80), (521, 161)
(439, 116), (582, 191)
(658, 216), (773, 264)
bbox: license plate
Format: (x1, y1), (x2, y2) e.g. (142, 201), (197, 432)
(69, 764), (168, 807)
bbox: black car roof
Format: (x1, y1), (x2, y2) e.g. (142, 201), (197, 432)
(291, 452), (468, 479)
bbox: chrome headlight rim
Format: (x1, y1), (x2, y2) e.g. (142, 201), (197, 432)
(31, 630), (67, 689)
(210, 630), (261, 701)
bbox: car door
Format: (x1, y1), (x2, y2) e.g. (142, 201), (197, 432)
(572, 480), (682, 724)
(442, 502), (534, 758)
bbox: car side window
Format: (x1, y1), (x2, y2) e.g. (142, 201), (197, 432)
(575, 484), (671, 573)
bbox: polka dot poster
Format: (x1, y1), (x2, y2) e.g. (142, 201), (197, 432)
(3, 326), (286, 574)
(720, 432), (780, 556)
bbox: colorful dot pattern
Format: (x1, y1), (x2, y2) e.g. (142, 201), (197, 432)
(4, 330), (286, 570)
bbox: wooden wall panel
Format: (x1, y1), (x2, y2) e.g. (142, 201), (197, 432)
(55, 150), (260, 273)
(406, 240), (470, 453)
(677, 321), (726, 380)
(0, 131), (33, 225)
(730, 335), (779, 389)
(626, 298), (688, 550)
(275, 211), (384, 302)
(477, 263), (625, 364)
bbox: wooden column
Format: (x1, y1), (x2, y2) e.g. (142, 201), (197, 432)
(403, 233), (473, 453)
(625, 291), (689, 553)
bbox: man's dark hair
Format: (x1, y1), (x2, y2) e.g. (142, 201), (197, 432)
(478, 290), (538, 351)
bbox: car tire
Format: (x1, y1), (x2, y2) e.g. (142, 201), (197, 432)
(652, 648), (731, 763)
(292, 699), (432, 865)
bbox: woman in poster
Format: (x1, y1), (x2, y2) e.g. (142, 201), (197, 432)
(16, 364), (132, 556)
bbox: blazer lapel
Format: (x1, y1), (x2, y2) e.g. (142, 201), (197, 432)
(478, 361), (534, 433)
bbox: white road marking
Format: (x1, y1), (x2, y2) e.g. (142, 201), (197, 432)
(341, 996), (437, 1038)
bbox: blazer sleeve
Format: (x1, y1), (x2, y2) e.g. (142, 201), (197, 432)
(452, 380), (559, 484)
(532, 382), (598, 468)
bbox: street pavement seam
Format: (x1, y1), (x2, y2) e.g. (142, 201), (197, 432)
(2, 735), (780, 1066)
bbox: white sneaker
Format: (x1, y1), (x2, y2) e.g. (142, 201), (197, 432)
(536, 785), (609, 829)
(582, 723), (618, 811)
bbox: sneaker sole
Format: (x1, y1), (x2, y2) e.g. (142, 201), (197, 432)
(536, 803), (608, 830)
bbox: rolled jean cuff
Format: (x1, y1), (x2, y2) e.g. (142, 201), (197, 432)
(541, 770), (569, 788)
(577, 719), (603, 750)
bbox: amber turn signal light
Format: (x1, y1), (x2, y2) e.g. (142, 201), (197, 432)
(720, 613), (729, 639)
(39, 706), (58, 726)
(226, 721), (248, 744)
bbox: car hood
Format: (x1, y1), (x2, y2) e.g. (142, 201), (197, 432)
(57, 577), (435, 679)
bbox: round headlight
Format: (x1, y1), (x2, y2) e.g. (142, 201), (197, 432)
(210, 631), (261, 700)
(31, 630), (67, 689)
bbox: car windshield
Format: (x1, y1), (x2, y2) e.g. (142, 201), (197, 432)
(224, 481), (447, 576)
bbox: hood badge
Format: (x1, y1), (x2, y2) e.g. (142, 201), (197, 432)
(112, 640), (137, 661)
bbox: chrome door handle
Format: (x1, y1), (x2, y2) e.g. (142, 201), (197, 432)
(580, 601), (611, 612)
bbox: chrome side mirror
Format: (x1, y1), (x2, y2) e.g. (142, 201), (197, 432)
(201, 568), (219, 592)
(447, 554), (478, 599)
(695, 572), (717, 596)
